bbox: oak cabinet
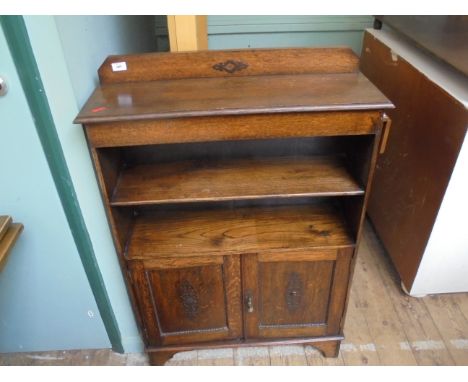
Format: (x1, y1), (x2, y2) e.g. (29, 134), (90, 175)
(75, 48), (392, 365)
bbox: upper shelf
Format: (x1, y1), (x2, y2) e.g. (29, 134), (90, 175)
(111, 155), (364, 206)
(74, 47), (393, 124)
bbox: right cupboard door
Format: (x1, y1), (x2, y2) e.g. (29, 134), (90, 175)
(242, 248), (353, 339)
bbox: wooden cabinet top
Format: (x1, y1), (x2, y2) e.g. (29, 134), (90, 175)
(74, 48), (393, 124)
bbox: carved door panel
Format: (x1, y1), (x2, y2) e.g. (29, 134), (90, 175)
(128, 255), (242, 346)
(242, 248), (353, 339)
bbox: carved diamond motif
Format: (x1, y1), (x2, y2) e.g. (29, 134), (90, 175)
(177, 280), (199, 320)
(213, 60), (248, 74)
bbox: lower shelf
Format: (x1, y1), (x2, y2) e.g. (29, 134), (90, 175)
(125, 201), (354, 260)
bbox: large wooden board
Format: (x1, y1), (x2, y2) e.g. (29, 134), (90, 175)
(361, 30), (467, 290)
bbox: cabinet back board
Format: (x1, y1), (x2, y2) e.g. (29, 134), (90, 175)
(98, 47), (360, 83)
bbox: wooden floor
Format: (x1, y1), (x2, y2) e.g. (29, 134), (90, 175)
(1, 221), (468, 366)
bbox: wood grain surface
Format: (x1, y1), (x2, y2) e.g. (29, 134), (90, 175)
(111, 156), (364, 206)
(129, 255), (243, 347)
(98, 47), (360, 84)
(126, 203), (354, 260)
(75, 73), (392, 124)
(242, 253), (334, 338)
(361, 30), (468, 290)
(85, 111), (380, 148)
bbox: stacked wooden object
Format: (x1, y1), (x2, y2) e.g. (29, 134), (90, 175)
(0, 216), (23, 271)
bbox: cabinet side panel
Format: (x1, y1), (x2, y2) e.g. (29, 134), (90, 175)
(326, 248), (354, 334)
(89, 147), (132, 254)
(341, 134), (377, 240)
(128, 262), (162, 346)
(93, 147), (121, 198)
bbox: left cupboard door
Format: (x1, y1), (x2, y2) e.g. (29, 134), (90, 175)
(128, 255), (242, 346)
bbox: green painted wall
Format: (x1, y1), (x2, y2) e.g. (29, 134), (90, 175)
(23, 16), (156, 353)
(54, 16), (156, 107)
(0, 16), (156, 354)
(208, 16), (373, 54)
(0, 22), (109, 353)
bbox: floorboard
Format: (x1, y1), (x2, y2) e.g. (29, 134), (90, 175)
(363, 224), (456, 366)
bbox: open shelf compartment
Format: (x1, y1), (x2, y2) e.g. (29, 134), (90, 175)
(111, 155), (364, 206)
(125, 199), (355, 260)
(98, 136), (372, 207)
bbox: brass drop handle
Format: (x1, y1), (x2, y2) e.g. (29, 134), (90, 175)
(379, 113), (392, 154)
(245, 291), (254, 313)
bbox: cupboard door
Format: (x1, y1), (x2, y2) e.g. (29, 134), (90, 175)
(128, 255), (242, 346)
(242, 248), (353, 339)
